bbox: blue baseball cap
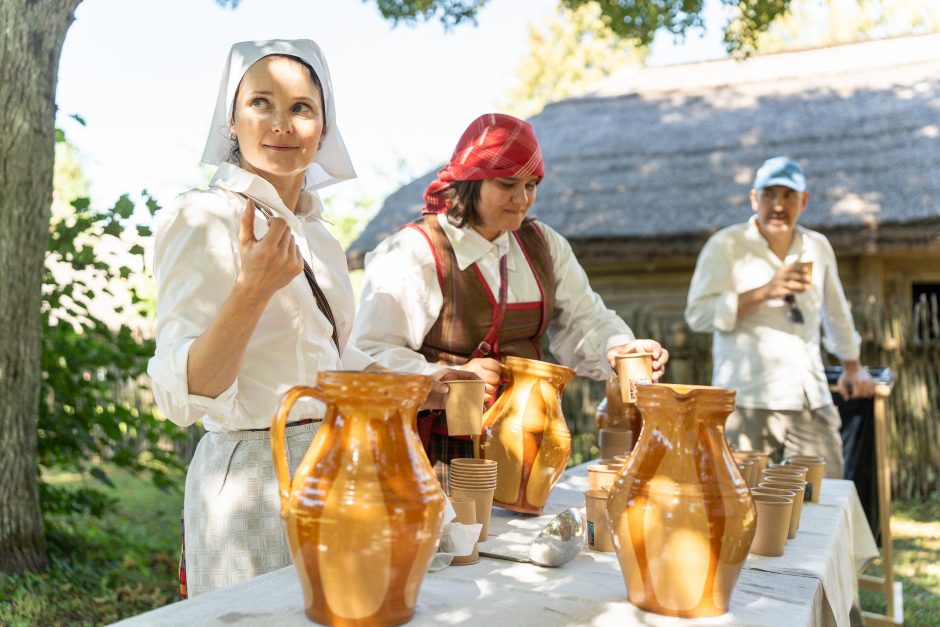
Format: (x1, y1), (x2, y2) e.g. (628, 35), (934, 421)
(753, 156), (806, 192)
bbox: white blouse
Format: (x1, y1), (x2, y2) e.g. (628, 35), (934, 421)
(685, 216), (861, 411)
(351, 213), (634, 380)
(147, 164), (374, 431)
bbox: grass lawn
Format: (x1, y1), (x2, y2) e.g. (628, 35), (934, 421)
(0, 469), (183, 626)
(859, 497), (940, 626)
(1, 470), (937, 626)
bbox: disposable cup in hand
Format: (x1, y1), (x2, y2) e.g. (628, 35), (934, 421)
(616, 353), (653, 404)
(444, 380), (486, 436)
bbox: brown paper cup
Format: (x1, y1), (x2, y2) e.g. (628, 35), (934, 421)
(760, 480), (806, 533)
(795, 260), (813, 286)
(754, 485), (801, 538)
(588, 464), (619, 491)
(449, 497), (480, 565)
(585, 489), (614, 552)
(762, 468), (807, 484)
(736, 460), (755, 487)
(735, 451), (770, 474)
(764, 466), (808, 481)
(450, 486), (495, 542)
(450, 458), (496, 469)
(750, 494), (792, 557)
(785, 457), (826, 502)
(615, 353), (653, 404)
(599, 429), (632, 460)
(444, 380), (486, 436)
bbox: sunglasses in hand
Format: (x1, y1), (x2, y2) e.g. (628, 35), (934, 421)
(783, 294), (804, 324)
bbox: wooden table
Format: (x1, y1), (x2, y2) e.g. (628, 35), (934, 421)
(113, 463), (877, 627)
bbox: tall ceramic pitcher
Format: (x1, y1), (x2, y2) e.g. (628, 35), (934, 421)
(479, 356), (575, 514)
(606, 383), (755, 618)
(271, 372), (445, 627)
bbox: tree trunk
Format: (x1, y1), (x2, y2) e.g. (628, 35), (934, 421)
(0, 0), (82, 574)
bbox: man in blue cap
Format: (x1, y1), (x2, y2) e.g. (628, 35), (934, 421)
(685, 156), (874, 477)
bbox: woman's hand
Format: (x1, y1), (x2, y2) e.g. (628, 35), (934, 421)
(458, 358), (502, 404)
(607, 339), (669, 382)
(236, 200), (303, 298)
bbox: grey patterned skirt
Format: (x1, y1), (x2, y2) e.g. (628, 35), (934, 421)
(183, 422), (319, 597)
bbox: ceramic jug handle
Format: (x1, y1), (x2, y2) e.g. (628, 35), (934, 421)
(270, 385), (330, 518)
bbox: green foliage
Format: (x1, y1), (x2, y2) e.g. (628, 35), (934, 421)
(0, 469), (183, 625)
(40, 132), (184, 522)
(359, 0), (851, 55)
(322, 194), (375, 250)
(560, 0), (710, 46)
(369, 0), (487, 28)
(734, 0), (940, 54)
(505, 2), (646, 119)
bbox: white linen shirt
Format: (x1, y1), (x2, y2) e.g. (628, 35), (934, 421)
(685, 216), (861, 411)
(147, 164), (374, 431)
(351, 213), (634, 380)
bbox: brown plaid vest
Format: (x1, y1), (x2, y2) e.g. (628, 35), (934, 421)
(405, 215), (555, 365)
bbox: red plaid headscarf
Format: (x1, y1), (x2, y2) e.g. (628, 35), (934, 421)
(423, 113), (544, 214)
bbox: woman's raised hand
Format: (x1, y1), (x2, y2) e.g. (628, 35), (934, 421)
(237, 200), (303, 297)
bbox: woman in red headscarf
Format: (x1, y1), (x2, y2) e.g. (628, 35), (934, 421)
(352, 113), (668, 468)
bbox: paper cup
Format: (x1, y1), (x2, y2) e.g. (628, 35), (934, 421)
(760, 480), (807, 533)
(588, 464), (619, 491)
(585, 489), (614, 551)
(449, 497), (480, 565)
(785, 457), (826, 503)
(450, 486), (495, 542)
(753, 485), (800, 539)
(762, 467), (807, 482)
(444, 380), (486, 436)
(795, 260), (814, 286)
(615, 353), (653, 404)
(599, 428), (632, 459)
(750, 493), (792, 557)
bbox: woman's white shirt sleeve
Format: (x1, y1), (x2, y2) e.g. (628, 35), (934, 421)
(147, 190), (241, 427)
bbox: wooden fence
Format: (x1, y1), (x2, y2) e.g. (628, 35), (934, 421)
(562, 297), (940, 500)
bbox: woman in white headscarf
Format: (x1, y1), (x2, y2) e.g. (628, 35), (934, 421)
(147, 39), (466, 597)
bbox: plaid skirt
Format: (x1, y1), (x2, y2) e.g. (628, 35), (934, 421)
(419, 410), (474, 494)
(181, 422), (319, 597)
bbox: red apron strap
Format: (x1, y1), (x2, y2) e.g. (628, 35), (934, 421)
(469, 253), (509, 360)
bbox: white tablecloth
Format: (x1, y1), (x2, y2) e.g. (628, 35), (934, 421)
(113, 463), (878, 627)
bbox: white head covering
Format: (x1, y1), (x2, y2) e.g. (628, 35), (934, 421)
(201, 39), (356, 191)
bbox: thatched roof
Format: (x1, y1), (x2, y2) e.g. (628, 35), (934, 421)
(349, 34), (940, 268)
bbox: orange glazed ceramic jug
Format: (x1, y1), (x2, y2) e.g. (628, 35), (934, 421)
(606, 383), (755, 618)
(479, 356), (575, 514)
(271, 372), (445, 626)
(595, 373), (642, 450)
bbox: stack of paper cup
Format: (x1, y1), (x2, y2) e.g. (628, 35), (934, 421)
(598, 427), (633, 460)
(449, 458), (497, 541)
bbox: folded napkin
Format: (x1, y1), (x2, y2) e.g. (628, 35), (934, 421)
(428, 492), (483, 571)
